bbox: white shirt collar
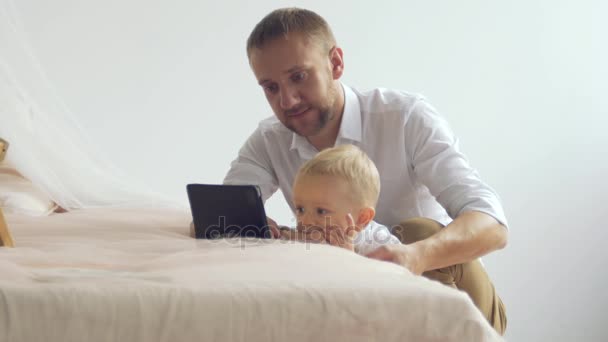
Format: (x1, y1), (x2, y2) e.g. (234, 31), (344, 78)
(289, 84), (362, 159)
(338, 84), (363, 143)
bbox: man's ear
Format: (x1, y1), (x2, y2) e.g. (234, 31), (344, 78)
(329, 46), (344, 80)
(355, 207), (375, 232)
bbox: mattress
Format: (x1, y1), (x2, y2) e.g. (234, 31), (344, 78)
(0, 207), (502, 341)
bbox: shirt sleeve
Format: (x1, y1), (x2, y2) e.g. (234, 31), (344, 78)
(223, 126), (279, 203)
(404, 98), (509, 228)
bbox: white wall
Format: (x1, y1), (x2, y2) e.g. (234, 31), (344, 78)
(11, 0), (607, 340)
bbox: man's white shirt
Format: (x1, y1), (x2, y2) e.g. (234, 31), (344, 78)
(224, 84), (508, 229)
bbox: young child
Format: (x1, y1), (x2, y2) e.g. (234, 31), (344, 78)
(285, 144), (401, 255)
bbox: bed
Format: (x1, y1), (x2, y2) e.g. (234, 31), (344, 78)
(0, 207), (502, 341)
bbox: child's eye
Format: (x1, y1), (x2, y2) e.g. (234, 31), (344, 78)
(316, 208), (328, 215)
(295, 207), (304, 215)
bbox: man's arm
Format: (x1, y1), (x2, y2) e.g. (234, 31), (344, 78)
(367, 100), (508, 274)
(419, 211), (507, 270)
(367, 211), (507, 275)
(223, 126), (279, 203)
(223, 127), (285, 237)
(188, 127), (281, 239)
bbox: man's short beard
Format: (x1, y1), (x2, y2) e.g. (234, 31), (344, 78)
(287, 106), (332, 137)
(316, 107), (331, 130)
(285, 82), (338, 137)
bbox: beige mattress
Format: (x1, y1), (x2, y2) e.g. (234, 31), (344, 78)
(0, 207), (501, 341)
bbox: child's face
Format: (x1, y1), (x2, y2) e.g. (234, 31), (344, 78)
(292, 174), (365, 233)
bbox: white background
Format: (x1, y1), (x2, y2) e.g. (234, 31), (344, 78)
(11, 0), (607, 340)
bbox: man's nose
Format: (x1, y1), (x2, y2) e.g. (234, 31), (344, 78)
(279, 86), (301, 110)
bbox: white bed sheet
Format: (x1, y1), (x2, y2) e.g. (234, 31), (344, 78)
(0, 207), (501, 341)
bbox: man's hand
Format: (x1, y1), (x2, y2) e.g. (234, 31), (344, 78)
(367, 211), (508, 275)
(365, 243), (427, 275)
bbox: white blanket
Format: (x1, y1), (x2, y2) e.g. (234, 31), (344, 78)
(0, 207), (501, 341)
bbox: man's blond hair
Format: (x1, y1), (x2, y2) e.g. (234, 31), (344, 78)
(246, 7), (336, 58)
(296, 144), (381, 207)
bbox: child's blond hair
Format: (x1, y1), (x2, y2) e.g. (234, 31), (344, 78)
(296, 144), (381, 207)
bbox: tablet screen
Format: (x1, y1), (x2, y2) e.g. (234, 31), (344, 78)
(187, 184), (271, 239)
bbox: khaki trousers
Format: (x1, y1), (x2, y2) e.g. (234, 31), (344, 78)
(392, 217), (507, 335)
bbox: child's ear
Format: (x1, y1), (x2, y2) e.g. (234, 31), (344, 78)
(355, 207), (376, 231)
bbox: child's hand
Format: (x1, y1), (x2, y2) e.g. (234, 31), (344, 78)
(279, 226), (327, 243)
(296, 224), (327, 244)
(266, 217), (281, 239)
(325, 214), (358, 252)
(278, 227), (300, 240)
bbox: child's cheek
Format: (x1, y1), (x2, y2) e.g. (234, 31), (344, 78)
(321, 215), (336, 228)
(323, 215), (348, 234)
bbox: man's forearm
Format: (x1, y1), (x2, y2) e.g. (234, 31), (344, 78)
(413, 211), (508, 272)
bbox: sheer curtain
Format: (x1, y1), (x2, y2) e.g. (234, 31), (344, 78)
(0, 0), (179, 210)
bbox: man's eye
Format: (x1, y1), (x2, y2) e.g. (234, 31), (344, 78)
(291, 72), (306, 82)
(264, 84), (278, 94)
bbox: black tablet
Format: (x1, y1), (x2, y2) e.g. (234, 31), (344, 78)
(186, 184), (271, 239)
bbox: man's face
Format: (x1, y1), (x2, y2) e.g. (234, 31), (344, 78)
(249, 33), (342, 137)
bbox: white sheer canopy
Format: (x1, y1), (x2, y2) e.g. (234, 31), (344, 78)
(0, 0), (178, 210)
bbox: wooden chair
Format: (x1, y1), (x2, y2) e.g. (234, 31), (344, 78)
(0, 138), (15, 247)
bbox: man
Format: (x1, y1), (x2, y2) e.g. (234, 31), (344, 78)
(224, 7), (508, 334)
